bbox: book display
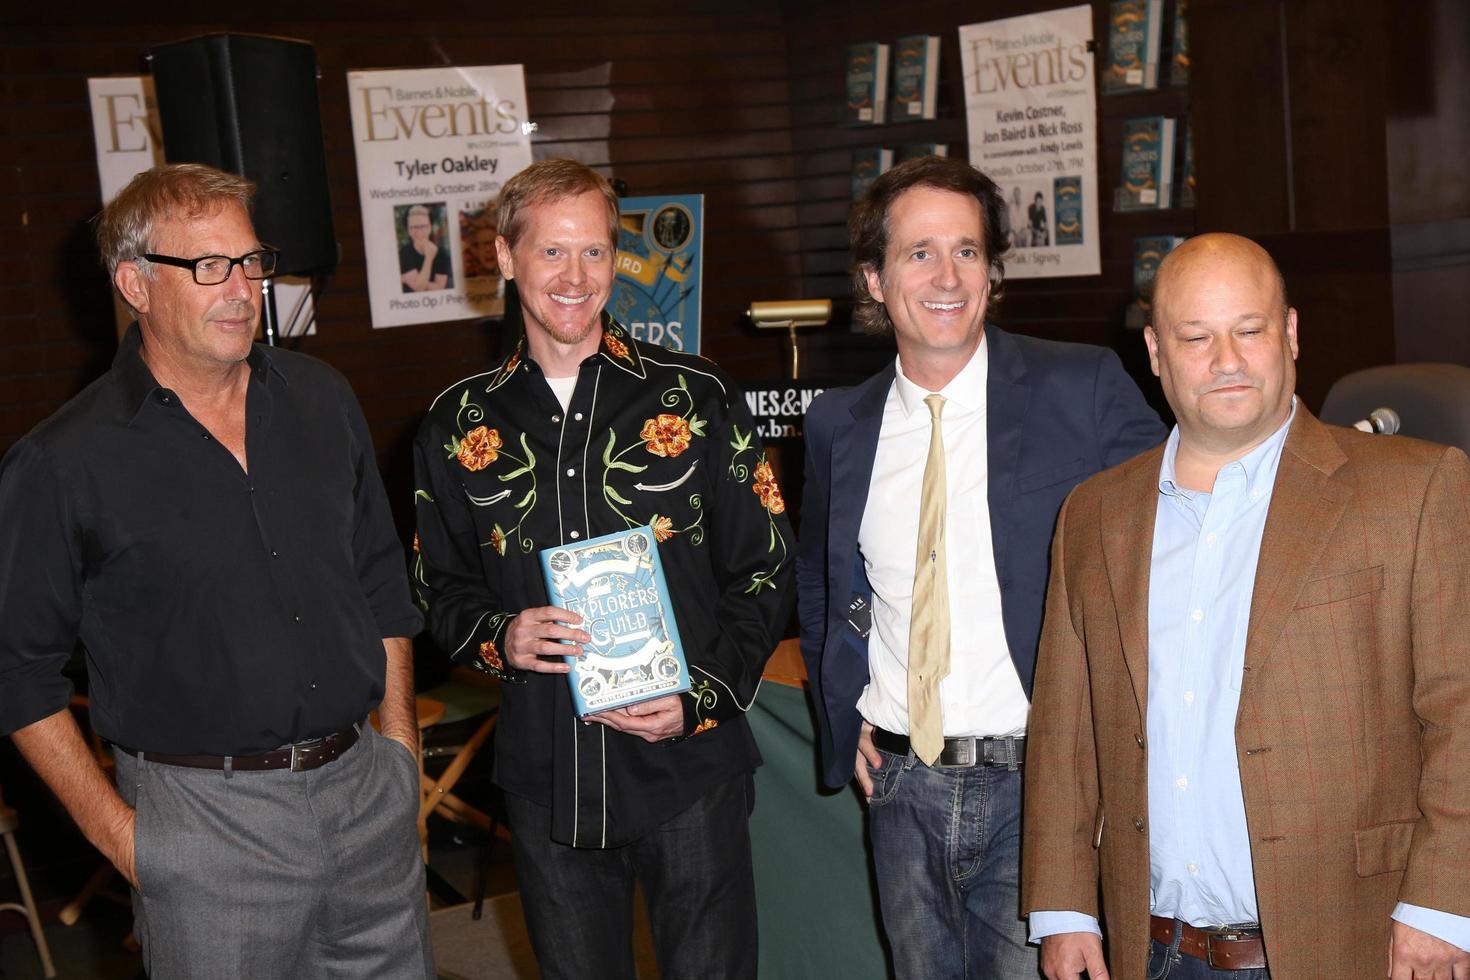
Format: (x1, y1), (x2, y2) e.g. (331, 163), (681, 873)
(540, 526), (690, 716)
(842, 42), (890, 125)
(1103, 0), (1164, 93)
(894, 143), (947, 164)
(1127, 234), (1185, 328)
(1117, 116), (1176, 210)
(891, 34), (940, 121)
(851, 146), (894, 200)
(1170, 0), (1190, 86)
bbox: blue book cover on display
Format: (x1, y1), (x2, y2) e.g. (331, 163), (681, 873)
(610, 194), (703, 354)
(1103, 0), (1164, 93)
(1118, 116), (1175, 210)
(851, 146), (893, 200)
(540, 526), (690, 717)
(1054, 176), (1084, 245)
(891, 34), (940, 120)
(842, 42), (890, 125)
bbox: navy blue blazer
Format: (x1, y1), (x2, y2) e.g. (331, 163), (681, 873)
(796, 326), (1165, 788)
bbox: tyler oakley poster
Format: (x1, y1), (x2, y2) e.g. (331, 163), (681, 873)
(959, 5), (1101, 279)
(347, 65), (533, 329)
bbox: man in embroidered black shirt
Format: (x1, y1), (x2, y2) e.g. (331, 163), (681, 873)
(413, 158), (794, 979)
(0, 164), (432, 978)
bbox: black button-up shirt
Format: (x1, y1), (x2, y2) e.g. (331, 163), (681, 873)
(413, 321), (794, 847)
(0, 326), (423, 755)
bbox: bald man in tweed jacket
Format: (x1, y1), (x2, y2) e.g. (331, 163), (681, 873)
(1023, 234), (1470, 980)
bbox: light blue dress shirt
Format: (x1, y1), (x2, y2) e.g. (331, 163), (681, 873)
(1030, 401), (1469, 951)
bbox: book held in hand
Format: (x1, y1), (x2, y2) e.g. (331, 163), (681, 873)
(1103, 0), (1164, 93)
(1117, 116), (1176, 210)
(891, 34), (940, 120)
(540, 526), (690, 717)
(842, 42), (890, 125)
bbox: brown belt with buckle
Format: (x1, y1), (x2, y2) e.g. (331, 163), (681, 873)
(1151, 915), (1267, 970)
(113, 724), (360, 773)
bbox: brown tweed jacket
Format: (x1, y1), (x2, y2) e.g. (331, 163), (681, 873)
(1022, 407), (1470, 980)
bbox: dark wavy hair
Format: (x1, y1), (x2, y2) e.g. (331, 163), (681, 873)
(849, 156), (1010, 334)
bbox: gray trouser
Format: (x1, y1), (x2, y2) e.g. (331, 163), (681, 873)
(114, 725), (433, 979)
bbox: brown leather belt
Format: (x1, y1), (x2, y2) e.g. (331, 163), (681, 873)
(113, 724), (360, 773)
(1150, 915), (1266, 970)
(871, 727), (1025, 768)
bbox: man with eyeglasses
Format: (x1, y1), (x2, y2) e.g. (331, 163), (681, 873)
(0, 163), (433, 978)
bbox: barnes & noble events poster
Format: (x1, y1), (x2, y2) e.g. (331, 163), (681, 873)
(347, 65), (533, 329)
(959, 6), (1101, 279)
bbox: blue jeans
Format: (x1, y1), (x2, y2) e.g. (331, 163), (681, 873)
(1146, 921), (1271, 979)
(867, 748), (1040, 980)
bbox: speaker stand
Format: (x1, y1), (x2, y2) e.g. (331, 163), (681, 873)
(261, 276), (280, 347)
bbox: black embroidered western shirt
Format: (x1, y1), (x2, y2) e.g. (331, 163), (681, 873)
(412, 321), (794, 847)
(0, 326), (423, 754)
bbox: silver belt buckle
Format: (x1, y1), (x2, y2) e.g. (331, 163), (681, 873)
(289, 742), (304, 771)
(942, 738), (976, 767)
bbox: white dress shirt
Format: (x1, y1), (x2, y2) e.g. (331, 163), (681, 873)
(856, 337), (1030, 738)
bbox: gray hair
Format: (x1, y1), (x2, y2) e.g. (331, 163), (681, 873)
(95, 163), (255, 282)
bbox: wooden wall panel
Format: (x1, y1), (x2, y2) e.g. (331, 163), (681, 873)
(0, 8), (804, 533)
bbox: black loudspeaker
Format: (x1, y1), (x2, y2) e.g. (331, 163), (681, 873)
(151, 34), (337, 277)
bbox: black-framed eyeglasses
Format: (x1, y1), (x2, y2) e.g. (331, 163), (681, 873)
(141, 249), (279, 285)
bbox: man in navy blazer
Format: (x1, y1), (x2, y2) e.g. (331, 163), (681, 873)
(796, 156), (1163, 979)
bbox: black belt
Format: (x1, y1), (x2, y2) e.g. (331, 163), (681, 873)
(113, 724), (361, 773)
(872, 727), (1025, 768)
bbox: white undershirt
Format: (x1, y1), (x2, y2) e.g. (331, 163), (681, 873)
(855, 336), (1030, 738)
(545, 375), (577, 412)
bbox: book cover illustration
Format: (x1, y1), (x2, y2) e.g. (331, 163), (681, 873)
(609, 194), (703, 353)
(894, 143), (948, 164)
(842, 42), (890, 125)
(1103, 0), (1163, 93)
(852, 147), (894, 201)
(891, 34), (940, 120)
(1117, 116), (1175, 210)
(1054, 176), (1084, 245)
(540, 526), (690, 717)
(1170, 0), (1190, 86)
(1128, 234), (1185, 329)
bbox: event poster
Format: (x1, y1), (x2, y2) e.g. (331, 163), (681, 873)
(87, 76), (316, 337)
(610, 194), (703, 354)
(347, 65), (533, 329)
(959, 5), (1101, 279)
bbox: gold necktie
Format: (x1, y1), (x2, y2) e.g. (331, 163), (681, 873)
(908, 393), (950, 766)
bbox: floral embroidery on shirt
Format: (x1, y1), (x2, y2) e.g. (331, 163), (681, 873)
(752, 458), (786, 515)
(442, 389), (540, 556)
(641, 414), (693, 458)
(478, 640), (503, 671)
(456, 425), (502, 471)
(598, 375), (710, 537)
(687, 680), (719, 731)
(729, 427), (788, 593)
(604, 333), (631, 362)
(650, 514), (675, 542)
